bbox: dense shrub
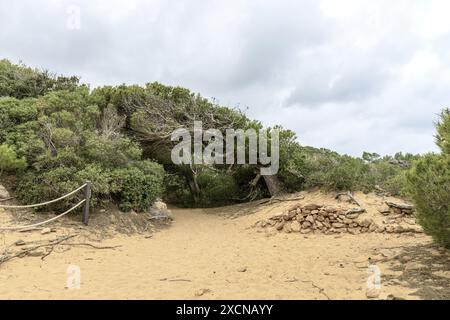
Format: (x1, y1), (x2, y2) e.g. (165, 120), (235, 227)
(0, 59), (80, 99)
(406, 110), (450, 248)
(406, 154), (450, 247)
(111, 162), (165, 212)
(196, 170), (240, 207)
(0, 144), (26, 175)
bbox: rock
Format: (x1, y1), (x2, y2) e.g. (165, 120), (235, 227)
(283, 223), (292, 233)
(237, 267), (247, 272)
(386, 294), (405, 300)
(305, 215), (315, 224)
(28, 250), (46, 257)
(153, 200), (168, 211)
(41, 228), (52, 235)
(316, 215), (325, 222)
(404, 262), (424, 272)
(14, 240), (26, 246)
(386, 201), (414, 211)
(286, 211), (297, 220)
(332, 223), (345, 228)
(300, 228), (312, 234)
(290, 221), (301, 232)
(399, 255), (413, 263)
(366, 288), (381, 299)
(302, 221), (312, 229)
(195, 288), (211, 297)
(342, 218), (353, 225)
(304, 204), (321, 211)
(275, 221), (285, 231)
(368, 223), (378, 233)
(311, 210), (319, 215)
(324, 207), (336, 213)
(346, 213), (360, 220)
(319, 210), (329, 217)
(359, 219), (372, 228)
(149, 200), (173, 220)
(378, 206), (391, 214)
(345, 208), (366, 215)
(0, 184), (10, 199)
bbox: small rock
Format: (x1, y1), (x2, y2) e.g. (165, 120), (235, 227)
(305, 215), (315, 224)
(378, 206), (391, 214)
(195, 288), (211, 297)
(153, 200), (168, 211)
(290, 221), (301, 232)
(14, 240), (26, 246)
(237, 267), (247, 272)
(366, 288), (381, 299)
(283, 223), (292, 233)
(304, 204), (321, 211)
(41, 228), (52, 235)
(359, 219), (372, 228)
(27, 250), (45, 257)
(399, 255), (413, 263)
(346, 213), (360, 220)
(0, 184), (10, 199)
(332, 223), (345, 228)
(404, 262), (424, 271)
(275, 221), (285, 231)
(302, 221), (312, 229)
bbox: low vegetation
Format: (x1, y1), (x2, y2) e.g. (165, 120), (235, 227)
(0, 59), (448, 247)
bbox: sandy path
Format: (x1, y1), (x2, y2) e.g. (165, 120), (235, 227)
(0, 205), (447, 300)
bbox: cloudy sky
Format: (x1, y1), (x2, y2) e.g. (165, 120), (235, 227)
(1, 0), (449, 156)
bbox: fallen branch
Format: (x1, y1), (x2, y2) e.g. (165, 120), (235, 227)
(63, 243), (122, 250)
(336, 191), (361, 207)
(159, 278), (192, 282)
(0, 235), (76, 265)
(0, 235), (120, 265)
(0, 197), (15, 202)
(300, 280), (330, 300)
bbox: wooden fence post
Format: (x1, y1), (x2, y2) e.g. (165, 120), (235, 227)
(82, 181), (91, 225)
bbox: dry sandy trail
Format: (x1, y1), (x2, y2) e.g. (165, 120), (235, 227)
(0, 201), (448, 300)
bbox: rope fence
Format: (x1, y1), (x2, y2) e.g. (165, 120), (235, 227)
(0, 181), (91, 231)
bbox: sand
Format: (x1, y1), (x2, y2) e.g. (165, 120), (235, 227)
(0, 191), (449, 300)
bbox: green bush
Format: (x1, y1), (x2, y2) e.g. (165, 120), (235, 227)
(406, 154), (450, 247)
(0, 59), (79, 99)
(111, 163), (165, 212)
(0, 144), (26, 175)
(196, 171), (240, 207)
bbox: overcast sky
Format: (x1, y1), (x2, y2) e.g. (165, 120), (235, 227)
(1, 0), (449, 156)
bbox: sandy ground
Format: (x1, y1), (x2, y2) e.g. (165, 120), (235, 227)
(0, 191), (449, 300)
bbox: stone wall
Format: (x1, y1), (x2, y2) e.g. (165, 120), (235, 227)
(255, 202), (422, 235)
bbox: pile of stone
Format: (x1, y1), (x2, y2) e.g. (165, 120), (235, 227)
(255, 203), (421, 235)
(379, 202), (415, 216)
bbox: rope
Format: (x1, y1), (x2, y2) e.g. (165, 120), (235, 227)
(0, 199), (86, 231)
(0, 183), (87, 209)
